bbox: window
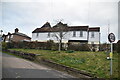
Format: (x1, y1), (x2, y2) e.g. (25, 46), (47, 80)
(48, 32), (50, 37)
(80, 31), (83, 37)
(73, 31), (76, 37)
(91, 32), (94, 38)
(36, 33), (39, 38)
(11, 35), (13, 38)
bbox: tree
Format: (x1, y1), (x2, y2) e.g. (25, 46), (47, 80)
(52, 22), (68, 51)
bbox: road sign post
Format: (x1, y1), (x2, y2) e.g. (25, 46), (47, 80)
(110, 43), (113, 76)
(108, 33), (115, 76)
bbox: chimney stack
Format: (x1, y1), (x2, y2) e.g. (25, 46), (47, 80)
(15, 28), (19, 33)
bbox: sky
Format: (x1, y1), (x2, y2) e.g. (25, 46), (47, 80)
(0, 0), (119, 43)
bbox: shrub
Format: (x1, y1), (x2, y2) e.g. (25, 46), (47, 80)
(46, 40), (54, 50)
(68, 43), (90, 51)
(117, 40), (120, 53)
(2, 42), (7, 50)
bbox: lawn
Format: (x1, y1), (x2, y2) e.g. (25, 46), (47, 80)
(9, 48), (118, 78)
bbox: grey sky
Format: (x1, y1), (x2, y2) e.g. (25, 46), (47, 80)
(0, 0), (119, 43)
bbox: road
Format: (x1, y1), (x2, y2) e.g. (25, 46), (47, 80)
(0, 51), (2, 80)
(2, 53), (74, 78)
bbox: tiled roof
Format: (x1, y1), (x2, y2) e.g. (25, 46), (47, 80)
(41, 22), (51, 28)
(68, 26), (88, 31)
(53, 22), (67, 28)
(89, 27), (100, 31)
(12, 32), (31, 39)
(32, 22), (100, 33)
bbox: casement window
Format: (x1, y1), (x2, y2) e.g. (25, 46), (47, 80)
(80, 31), (83, 37)
(91, 32), (94, 38)
(73, 31), (76, 37)
(36, 33), (39, 38)
(48, 32), (50, 37)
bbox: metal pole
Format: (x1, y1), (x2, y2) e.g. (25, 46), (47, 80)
(110, 42), (113, 76)
(99, 33), (101, 51)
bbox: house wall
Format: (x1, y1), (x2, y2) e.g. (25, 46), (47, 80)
(32, 33), (49, 42)
(4, 35), (10, 42)
(88, 31), (100, 44)
(32, 31), (88, 43)
(32, 31), (100, 44)
(68, 31), (88, 41)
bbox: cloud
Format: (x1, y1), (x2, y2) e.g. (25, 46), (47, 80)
(1, 0), (119, 42)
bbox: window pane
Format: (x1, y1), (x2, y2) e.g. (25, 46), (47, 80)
(48, 32), (50, 37)
(80, 31), (83, 37)
(36, 33), (39, 37)
(73, 31), (76, 37)
(91, 32), (94, 38)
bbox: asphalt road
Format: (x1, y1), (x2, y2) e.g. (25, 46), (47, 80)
(0, 51), (2, 80)
(2, 53), (74, 78)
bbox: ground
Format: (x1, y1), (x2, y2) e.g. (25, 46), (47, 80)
(9, 49), (119, 78)
(2, 52), (74, 78)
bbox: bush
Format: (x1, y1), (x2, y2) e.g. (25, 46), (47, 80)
(2, 42), (7, 50)
(68, 43), (90, 51)
(46, 40), (54, 50)
(117, 40), (120, 53)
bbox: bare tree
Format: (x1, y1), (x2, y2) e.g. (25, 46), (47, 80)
(52, 22), (68, 51)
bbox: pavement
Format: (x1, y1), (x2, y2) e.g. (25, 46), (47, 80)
(2, 52), (75, 78)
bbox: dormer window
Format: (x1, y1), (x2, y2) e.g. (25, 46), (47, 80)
(73, 31), (76, 37)
(80, 31), (83, 37)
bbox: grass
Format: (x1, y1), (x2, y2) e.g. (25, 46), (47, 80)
(9, 48), (118, 78)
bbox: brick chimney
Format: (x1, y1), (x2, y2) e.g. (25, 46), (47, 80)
(15, 28), (19, 33)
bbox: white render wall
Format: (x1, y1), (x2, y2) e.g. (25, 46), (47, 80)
(68, 31), (88, 41)
(88, 31), (100, 44)
(32, 31), (100, 44)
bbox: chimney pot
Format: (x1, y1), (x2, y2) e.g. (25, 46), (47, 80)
(15, 28), (19, 33)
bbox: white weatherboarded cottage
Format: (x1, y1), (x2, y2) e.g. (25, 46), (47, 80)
(32, 22), (100, 44)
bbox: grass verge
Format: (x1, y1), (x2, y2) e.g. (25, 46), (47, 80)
(9, 48), (119, 78)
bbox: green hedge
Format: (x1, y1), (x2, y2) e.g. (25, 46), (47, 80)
(117, 40), (120, 53)
(68, 43), (90, 51)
